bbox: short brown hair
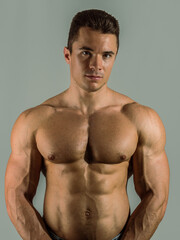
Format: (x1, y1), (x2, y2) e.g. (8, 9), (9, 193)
(67, 9), (120, 54)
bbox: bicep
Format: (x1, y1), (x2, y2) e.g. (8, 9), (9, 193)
(5, 112), (42, 202)
(132, 106), (169, 202)
(133, 147), (169, 202)
(5, 150), (42, 201)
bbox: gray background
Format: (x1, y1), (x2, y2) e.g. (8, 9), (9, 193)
(1, 0), (179, 239)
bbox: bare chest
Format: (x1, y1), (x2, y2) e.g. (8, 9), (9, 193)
(36, 108), (138, 164)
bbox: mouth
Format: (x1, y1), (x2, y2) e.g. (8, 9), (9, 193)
(85, 75), (103, 81)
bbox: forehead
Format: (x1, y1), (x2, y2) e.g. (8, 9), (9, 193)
(73, 27), (117, 52)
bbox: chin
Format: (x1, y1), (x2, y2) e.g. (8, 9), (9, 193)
(85, 84), (106, 93)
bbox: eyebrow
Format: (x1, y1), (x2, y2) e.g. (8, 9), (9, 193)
(79, 46), (93, 51)
(79, 46), (115, 55)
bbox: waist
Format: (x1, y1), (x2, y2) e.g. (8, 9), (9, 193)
(43, 191), (129, 240)
(46, 223), (124, 240)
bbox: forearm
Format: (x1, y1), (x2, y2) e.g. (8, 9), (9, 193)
(121, 192), (167, 240)
(6, 190), (51, 240)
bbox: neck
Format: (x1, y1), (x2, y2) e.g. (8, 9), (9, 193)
(65, 83), (111, 115)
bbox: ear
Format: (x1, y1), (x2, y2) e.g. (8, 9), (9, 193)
(64, 47), (71, 64)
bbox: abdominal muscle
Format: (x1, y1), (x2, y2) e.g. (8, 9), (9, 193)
(43, 159), (130, 240)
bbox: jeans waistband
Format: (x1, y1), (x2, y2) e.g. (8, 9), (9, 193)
(45, 221), (122, 240)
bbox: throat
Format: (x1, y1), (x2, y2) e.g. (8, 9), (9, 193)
(67, 85), (109, 115)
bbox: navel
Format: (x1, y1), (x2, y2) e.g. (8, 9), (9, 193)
(48, 154), (55, 161)
(85, 209), (91, 217)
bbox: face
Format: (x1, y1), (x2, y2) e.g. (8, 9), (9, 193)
(64, 27), (118, 92)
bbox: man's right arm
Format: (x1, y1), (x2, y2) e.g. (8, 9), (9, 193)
(5, 110), (51, 240)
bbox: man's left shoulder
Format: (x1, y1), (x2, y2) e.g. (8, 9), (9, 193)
(122, 102), (165, 141)
(122, 102), (160, 123)
(112, 91), (164, 130)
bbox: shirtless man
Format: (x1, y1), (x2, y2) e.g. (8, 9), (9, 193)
(5, 9), (169, 240)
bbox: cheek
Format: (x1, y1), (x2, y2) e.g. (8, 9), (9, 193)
(73, 57), (86, 69)
(104, 62), (114, 74)
(71, 58), (79, 69)
(71, 60), (85, 78)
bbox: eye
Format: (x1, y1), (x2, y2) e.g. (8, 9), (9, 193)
(103, 53), (112, 59)
(82, 51), (91, 56)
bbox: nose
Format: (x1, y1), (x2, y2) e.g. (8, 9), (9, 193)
(89, 54), (103, 71)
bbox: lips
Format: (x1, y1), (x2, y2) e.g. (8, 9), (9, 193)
(85, 74), (103, 80)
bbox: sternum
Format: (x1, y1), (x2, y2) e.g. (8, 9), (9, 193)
(84, 117), (93, 164)
(84, 141), (93, 163)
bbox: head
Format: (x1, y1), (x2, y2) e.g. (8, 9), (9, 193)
(67, 9), (120, 54)
(64, 10), (120, 93)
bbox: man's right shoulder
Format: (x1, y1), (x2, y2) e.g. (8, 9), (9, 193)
(14, 92), (66, 131)
(22, 104), (53, 119)
(14, 104), (55, 132)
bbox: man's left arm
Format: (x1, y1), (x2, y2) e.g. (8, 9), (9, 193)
(121, 106), (170, 240)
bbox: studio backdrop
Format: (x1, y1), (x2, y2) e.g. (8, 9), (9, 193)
(1, 0), (179, 239)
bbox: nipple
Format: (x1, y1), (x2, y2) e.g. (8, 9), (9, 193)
(48, 154), (55, 161)
(120, 155), (126, 161)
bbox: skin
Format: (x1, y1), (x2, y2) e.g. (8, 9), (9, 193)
(5, 27), (169, 240)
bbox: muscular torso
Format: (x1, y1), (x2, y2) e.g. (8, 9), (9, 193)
(35, 102), (138, 240)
